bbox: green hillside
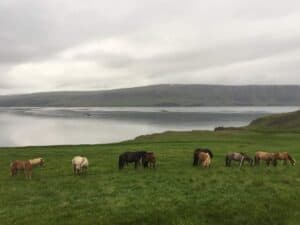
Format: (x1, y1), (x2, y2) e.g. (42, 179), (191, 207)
(248, 110), (300, 130)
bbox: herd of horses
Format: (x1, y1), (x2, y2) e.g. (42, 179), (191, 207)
(9, 148), (296, 179)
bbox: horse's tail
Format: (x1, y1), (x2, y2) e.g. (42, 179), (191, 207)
(193, 151), (199, 166)
(225, 155), (229, 166)
(119, 155), (124, 170)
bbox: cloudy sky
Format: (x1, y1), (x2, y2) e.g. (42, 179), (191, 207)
(1, 0), (300, 94)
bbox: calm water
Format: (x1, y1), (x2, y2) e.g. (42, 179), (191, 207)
(0, 107), (298, 147)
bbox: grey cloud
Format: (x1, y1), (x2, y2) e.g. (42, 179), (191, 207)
(1, 0), (300, 94)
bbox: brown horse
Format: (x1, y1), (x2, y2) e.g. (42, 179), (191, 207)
(196, 152), (211, 168)
(142, 152), (156, 168)
(225, 152), (253, 167)
(273, 152), (296, 166)
(254, 152), (275, 166)
(10, 158), (45, 179)
(193, 148), (213, 166)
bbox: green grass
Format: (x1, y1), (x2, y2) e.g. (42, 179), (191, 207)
(1, 130), (300, 225)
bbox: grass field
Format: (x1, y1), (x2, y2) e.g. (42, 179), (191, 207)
(1, 129), (300, 225)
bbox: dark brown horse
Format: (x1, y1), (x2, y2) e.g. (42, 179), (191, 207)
(142, 152), (156, 168)
(193, 148), (213, 166)
(273, 152), (296, 166)
(119, 151), (147, 169)
(10, 158), (45, 179)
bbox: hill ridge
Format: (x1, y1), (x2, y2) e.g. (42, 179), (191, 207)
(0, 84), (300, 107)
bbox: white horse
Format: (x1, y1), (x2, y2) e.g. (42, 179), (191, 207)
(72, 156), (89, 175)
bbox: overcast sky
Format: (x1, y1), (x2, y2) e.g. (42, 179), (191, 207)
(1, 0), (300, 94)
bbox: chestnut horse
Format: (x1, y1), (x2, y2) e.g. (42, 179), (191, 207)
(197, 152), (211, 168)
(254, 152), (275, 166)
(273, 152), (296, 166)
(10, 157), (45, 179)
(142, 152), (156, 168)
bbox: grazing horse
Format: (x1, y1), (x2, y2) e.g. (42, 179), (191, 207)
(193, 148), (213, 166)
(225, 152), (253, 167)
(254, 151), (275, 166)
(10, 157), (45, 179)
(119, 151), (147, 170)
(142, 152), (156, 168)
(273, 152), (296, 166)
(197, 152), (211, 168)
(72, 156), (89, 175)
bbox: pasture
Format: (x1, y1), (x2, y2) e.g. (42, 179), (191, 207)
(0, 130), (300, 225)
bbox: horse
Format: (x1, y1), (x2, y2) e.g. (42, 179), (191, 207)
(119, 151), (147, 170)
(225, 152), (253, 167)
(142, 152), (156, 168)
(72, 156), (89, 175)
(254, 151), (276, 166)
(193, 148), (213, 166)
(273, 152), (296, 166)
(10, 157), (45, 179)
(196, 152), (211, 168)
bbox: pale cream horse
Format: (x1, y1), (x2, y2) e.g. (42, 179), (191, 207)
(72, 156), (89, 175)
(198, 152), (211, 168)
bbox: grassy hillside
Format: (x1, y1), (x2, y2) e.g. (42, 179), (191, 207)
(0, 84), (300, 106)
(247, 110), (300, 131)
(1, 129), (300, 225)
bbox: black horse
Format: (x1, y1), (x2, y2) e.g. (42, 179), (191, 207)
(119, 151), (147, 169)
(193, 148), (213, 166)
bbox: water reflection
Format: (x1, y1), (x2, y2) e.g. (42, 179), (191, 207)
(0, 107), (298, 147)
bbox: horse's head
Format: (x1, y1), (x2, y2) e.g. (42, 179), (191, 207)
(39, 158), (45, 167)
(243, 155), (254, 166)
(139, 151), (147, 158)
(291, 158), (296, 166)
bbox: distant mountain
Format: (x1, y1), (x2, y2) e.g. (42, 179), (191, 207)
(0, 84), (300, 107)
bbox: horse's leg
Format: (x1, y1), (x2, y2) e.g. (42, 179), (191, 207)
(239, 157), (244, 168)
(73, 165), (76, 175)
(254, 157), (259, 166)
(25, 169), (29, 179)
(284, 159), (287, 165)
(134, 161), (138, 169)
(11, 168), (15, 176)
